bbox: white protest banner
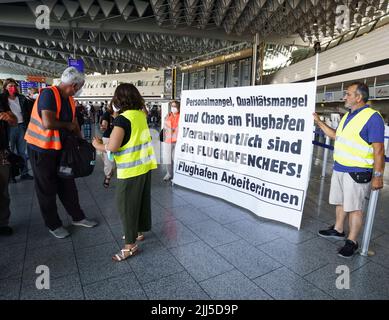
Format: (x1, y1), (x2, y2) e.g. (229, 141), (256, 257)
(173, 82), (316, 229)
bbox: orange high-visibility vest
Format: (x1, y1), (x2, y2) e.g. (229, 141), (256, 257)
(164, 112), (180, 143)
(25, 86), (75, 150)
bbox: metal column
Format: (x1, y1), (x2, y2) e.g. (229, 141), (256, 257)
(251, 33), (259, 86)
(360, 190), (380, 256)
(321, 136), (331, 178)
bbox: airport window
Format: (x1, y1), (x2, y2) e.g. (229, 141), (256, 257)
(227, 61), (240, 87)
(183, 72), (189, 90)
(316, 86), (325, 94)
(376, 74), (389, 86)
(206, 66), (217, 89)
(325, 83), (342, 92)
(190, 71), (200, 90)
(239, 58), (251, 87)
(198, 69), (205, 89)
(365, 77), (376, 87)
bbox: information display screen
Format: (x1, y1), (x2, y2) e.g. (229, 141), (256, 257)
(240, 58), (252, 87)
(198, 69), (205, 90)
(206, 66), (217, 89)
(216, 64), (225, 88)
(189, 71), (199, 90)
(227, 61), (240, 87)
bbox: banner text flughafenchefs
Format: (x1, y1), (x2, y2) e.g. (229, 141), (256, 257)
(173, 83), (316, 228)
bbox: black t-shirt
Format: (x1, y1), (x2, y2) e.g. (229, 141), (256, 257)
(28, 87), (73, 153)
(37, 88), (73, 122)
(76, 106), (84, 127)
(0, 101), (10, 150)
(113, 115), (132, 147)
(101, 111), (113, 138)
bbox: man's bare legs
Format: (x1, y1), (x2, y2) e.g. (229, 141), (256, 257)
(347, 210), (363, 243)
(334, 205), (347, 233)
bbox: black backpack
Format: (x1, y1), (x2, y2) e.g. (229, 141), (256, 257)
(58, 135), (96, 179)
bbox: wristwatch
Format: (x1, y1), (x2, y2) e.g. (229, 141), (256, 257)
(373, 171), (383, 178)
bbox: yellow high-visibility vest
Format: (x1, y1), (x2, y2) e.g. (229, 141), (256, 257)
(114, 110), (157, 179)
(333, 107), (382, 168)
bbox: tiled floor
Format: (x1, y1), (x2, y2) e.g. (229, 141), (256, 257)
(1, 144), (389, 300)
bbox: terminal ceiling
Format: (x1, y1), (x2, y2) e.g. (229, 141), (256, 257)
(0, 0), (388, 77)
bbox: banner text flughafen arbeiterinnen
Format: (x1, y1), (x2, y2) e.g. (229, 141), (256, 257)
(173, 83), (316, 229)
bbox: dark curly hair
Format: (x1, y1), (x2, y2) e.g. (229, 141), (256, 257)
(2, 78), (18, 91)
(111, 83), (145, 112)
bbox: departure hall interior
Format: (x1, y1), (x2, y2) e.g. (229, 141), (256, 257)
(1, 0), (389, 303)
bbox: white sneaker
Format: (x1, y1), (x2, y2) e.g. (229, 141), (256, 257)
(163, 173), (172, 181)
(49, 227), (70, 239)
(72, 219), (98, 228)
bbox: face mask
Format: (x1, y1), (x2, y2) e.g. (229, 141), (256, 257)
(33, 93), (39, 99)
(171, 107), (178, 114)
(74, 88), (83, 97)
(8, 87), (18, 96)
(112, 104), (121, 113)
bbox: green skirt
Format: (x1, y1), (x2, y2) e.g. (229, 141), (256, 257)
(116, 171), (152, 244)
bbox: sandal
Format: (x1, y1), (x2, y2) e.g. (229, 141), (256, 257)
(122, 233), (145, 241)
(112, 245), (139, 262)
(103, 176), (110, 188)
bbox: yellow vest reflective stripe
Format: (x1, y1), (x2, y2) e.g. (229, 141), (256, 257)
(333, 107), (381, 168)
(114, 110), (157, 179)
(116, 154), (156, 170)
(114, 141), (154, 156)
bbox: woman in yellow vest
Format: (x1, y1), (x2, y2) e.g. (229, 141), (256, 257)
(92, 84), (157, 261)
(162, 100), (180, 181)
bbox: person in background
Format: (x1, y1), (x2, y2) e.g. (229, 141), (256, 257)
(92, 83), (157, 261)
(314, 82), (385, 258)
(97, 103), (104, 124)
(89, 102), (96, 124)
(75, 101), (85, 130)
(25, 67), (97, 239)
(27, 87), (39, 102)
(0, 97), (17, 236)
(162, 100), (180, 181)
(83, 103), (92, 142)
(99, 102), (116, 188)
(1, 78), (34, 182)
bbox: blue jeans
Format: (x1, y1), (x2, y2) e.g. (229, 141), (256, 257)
(8, 124), (28, 176)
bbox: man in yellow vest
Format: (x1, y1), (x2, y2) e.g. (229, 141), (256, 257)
(25, 67), (97, 239)
(314, 82), (385, 258)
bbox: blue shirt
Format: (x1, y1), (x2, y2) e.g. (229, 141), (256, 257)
(27, 87), (73, 153)
(334, 105), (385, 173)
